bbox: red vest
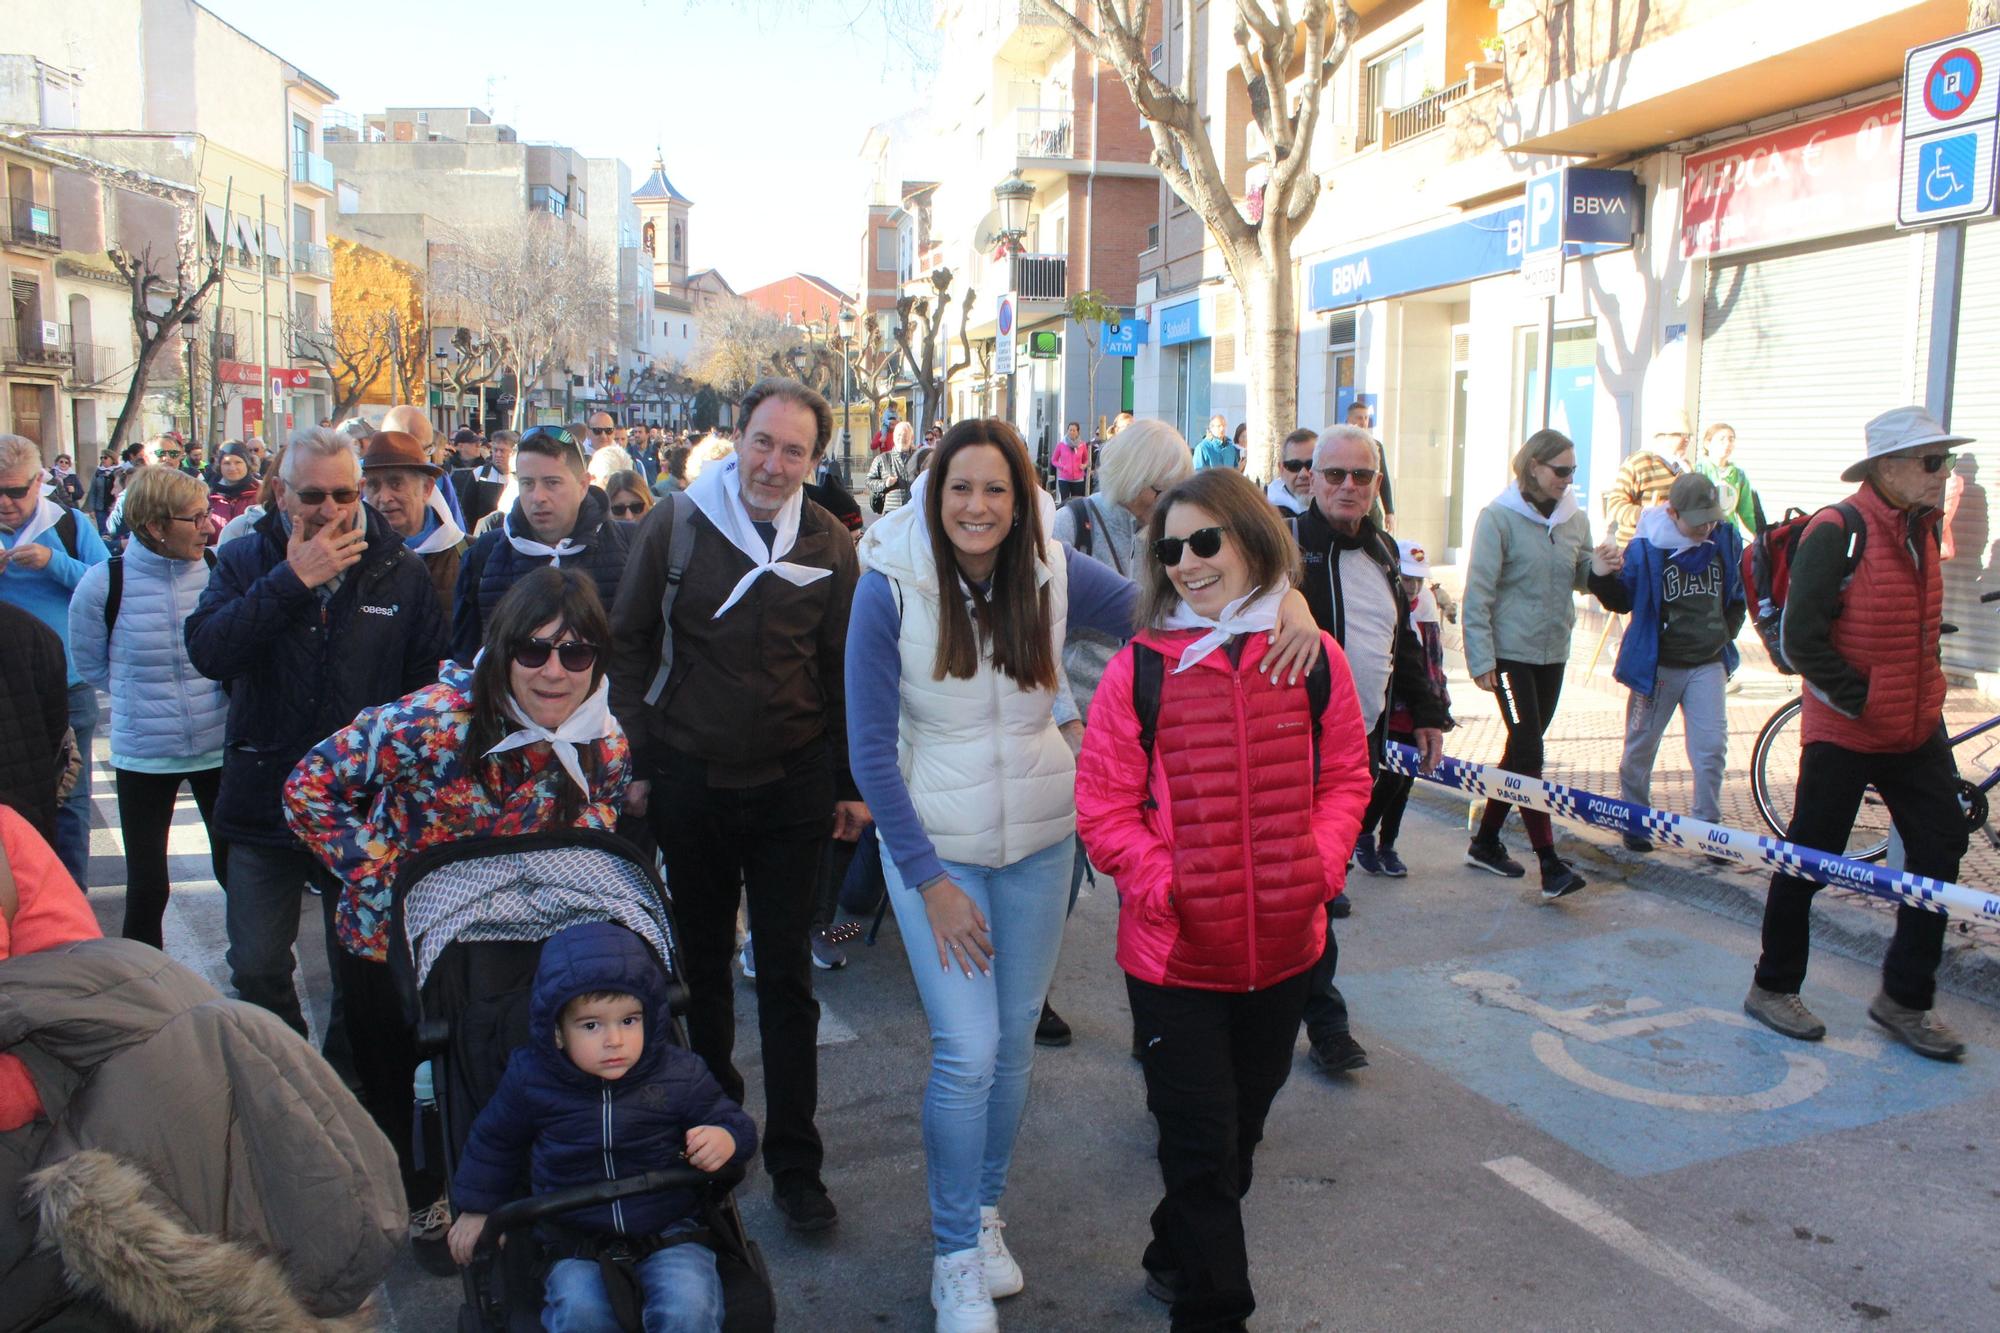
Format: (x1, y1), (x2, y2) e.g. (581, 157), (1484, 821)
(1801, 482), (1947, 753)
(1147, 646), (1327, 990)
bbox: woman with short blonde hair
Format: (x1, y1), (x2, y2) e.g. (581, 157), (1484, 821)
(66, 463), (229, 947)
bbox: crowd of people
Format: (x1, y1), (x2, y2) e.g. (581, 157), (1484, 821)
(0, 379), (1978, 1333)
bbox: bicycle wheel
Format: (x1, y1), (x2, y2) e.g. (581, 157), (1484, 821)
(1748, 696), (1893, 861)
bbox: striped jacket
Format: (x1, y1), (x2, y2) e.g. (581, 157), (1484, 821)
(1603, 450), (1683, 545)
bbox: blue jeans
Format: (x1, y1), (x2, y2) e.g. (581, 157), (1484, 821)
(222, 841), (319, 1037)
(542, 1243), (723, 1333)
(883, 835), (1073, 1253)
(55, 683), (99, 887)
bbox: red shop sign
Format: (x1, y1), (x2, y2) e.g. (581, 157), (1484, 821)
(1681, 98), (1902, 259)
(218, 359), (263, 386)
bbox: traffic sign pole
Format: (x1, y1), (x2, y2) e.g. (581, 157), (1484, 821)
(1927, 221), (1966, 427)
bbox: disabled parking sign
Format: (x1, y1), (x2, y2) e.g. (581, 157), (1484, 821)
(1899, 27), (2000, 227)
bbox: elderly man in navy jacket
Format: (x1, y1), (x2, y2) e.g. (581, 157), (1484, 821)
(185, 427), (445, 1036)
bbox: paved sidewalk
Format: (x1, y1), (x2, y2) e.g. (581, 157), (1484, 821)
(1429, 609), (2000, 977)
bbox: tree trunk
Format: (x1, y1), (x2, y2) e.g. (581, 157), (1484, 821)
(1236, 246), (1297, 483)
(107, 335), (179, 459)
(1974, 2), (2000, 31)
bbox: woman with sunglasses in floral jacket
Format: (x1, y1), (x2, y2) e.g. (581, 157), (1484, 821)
(284, 566), (629, 1243)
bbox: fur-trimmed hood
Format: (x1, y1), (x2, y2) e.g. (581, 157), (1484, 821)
(0, 938), (403, 1328)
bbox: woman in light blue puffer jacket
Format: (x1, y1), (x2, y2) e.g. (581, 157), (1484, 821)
(67, 465), (229, 947)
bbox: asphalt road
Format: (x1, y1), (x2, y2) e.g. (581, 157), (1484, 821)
(77, 749), (2000, 1332)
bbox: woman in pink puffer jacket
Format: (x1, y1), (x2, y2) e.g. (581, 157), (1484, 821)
(1075, 467), (1371, 1331)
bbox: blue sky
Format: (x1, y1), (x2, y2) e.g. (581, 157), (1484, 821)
(202, 0), (931, 292)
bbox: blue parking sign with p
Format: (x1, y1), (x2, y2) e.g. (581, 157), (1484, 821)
(1525, 171), (1564, 255)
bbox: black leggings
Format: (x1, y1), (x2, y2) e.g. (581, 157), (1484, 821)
(1359, 729), (1417, 847)
(113, 766), (223, 949)
(1477, 660), (1566, 850)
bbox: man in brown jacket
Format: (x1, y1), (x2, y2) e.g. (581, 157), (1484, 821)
(1604, 408), (1698, 544)
(610, 376), (865, 1234)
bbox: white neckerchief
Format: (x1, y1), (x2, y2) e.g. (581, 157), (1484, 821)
(504, 508), (587, 566)
(416, 489), (466, 554)
(1266, 475), (1308, 515)
(1159, 585), (1288, 674)
(484, 675), (616, 793)
(687, 454), (832, 617)
(3, 496), (65, 548)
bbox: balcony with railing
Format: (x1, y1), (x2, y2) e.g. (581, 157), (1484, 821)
(1, 318), (72, 369)
(294, 242), (333, 279)
(992, 0), (1066, 64)
(292, 150), (335, 193)
(67, 340), (115, 385)
(2, 197), (60, 251)
(1012, 252), (1067, 303)
(292, 327), (331, 361)
(1375, 79), (1472, 149)
(1015, 106), (1074, 160)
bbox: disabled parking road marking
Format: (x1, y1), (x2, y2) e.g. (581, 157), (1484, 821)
(1452, 970), (1885, 1114)
(1341, 928), (2000, 1176)
(1486, 1156), (1789, 1330)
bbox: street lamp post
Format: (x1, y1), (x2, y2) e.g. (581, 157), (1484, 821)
(993, 171), (1034, 431)
(838, 305), (855, 473)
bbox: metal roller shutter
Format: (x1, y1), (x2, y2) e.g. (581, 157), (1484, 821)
(1916, 222), (2000, 676)
(1698, 230), (1921, 518)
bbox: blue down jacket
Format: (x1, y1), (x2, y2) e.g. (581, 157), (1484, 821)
(184, 505), (446, 846)
(450, 922), (757, 1237)
(68, 540), (228, 765)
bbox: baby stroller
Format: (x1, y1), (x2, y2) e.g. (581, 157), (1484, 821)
(387, 828), (777, 1332)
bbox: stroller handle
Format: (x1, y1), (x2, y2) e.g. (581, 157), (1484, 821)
(472, 1162), (748, 1260)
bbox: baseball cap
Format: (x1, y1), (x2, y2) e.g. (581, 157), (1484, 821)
(1667, 472), (1724, 526)
(1397, 538), (1430, 579)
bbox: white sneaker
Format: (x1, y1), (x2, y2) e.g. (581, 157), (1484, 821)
(931, 1246), (997, 1333)
(978, 1206), (1023, 1298)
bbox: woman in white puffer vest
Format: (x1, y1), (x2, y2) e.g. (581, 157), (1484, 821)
(846, 419), (1322, 1333)
(67, 465), (228, 947)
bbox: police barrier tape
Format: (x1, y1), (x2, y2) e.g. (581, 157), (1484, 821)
(1381, 741), (2000, 925)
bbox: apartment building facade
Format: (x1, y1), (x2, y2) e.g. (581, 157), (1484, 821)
(6, 0), (336, 455)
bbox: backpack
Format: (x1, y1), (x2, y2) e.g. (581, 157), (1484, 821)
(641, 491), (701, 707)
(52, 506), (80, 559)
(101, 549), (216, 634)
(1741, 502), (1863, 674)
(1062, 496), (1097, 558)
(1129, 642), (1334, 804)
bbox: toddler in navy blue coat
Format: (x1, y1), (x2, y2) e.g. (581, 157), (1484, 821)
(446, 921), (757, 1333)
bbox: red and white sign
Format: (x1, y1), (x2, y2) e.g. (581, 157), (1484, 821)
(271, 367), (310, 389)
(218, 359), (263, 386)
(1681, 99), (1903, 258)
(242, 397), (262, 431)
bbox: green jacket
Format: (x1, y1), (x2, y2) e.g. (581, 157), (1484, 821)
(1461, 484), (1594, 678)
(1696, 460), (1758, 534)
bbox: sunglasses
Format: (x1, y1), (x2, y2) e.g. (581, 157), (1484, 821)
(590, 426), (616, 436)
(610, 501), (646, 518)
(1152, 526), (1225, 566)
(291, 488), (359, 506)
(1280, 458), (1314, 473)
(156, 450), (184, 462)
(1317, 467), (1378, 487)
(1908, 451), (1958, 474)
(1543, 464), (1576, 479)
(515, 638), (599, 672)
(0, 483), (34, 500)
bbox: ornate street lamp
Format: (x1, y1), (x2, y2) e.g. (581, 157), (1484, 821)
(993, 171), (1034, 254)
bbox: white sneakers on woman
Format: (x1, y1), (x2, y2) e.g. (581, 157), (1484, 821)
(932, 1210), (1023, 1332)
(978, 1206), (1023, 1297)
(932, 1247), (997, 1333)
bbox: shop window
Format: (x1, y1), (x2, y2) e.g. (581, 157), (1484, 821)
(1327, 309), (1358, 422)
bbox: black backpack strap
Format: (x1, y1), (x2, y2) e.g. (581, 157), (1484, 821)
(1305, 653), (1333, 779)
(102, 556), (124, 635)
(641, 491), (700, 708)
(1829, 500), (1869, 571)
(53, 507), (79, 560)
(1131, 643), (1164, 783)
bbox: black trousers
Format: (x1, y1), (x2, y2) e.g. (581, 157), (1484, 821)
(1359, 727), (1417, 847)
(1057, 479), (1087, 501)
(112, 766), (223, 949)
(1128, 970), (1312, 1332)
(1755, 731), (1964, 1010)
(335, 946), (431, 1199)
(1478, 659), (1566, 849)
(654, 745), (832, 1187)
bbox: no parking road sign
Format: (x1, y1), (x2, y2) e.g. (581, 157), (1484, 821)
(1899, 26), (2000, 227)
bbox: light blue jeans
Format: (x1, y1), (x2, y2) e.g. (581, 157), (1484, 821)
(542, 1242), (722, 1333)
(884, 835), (1074, 1254)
